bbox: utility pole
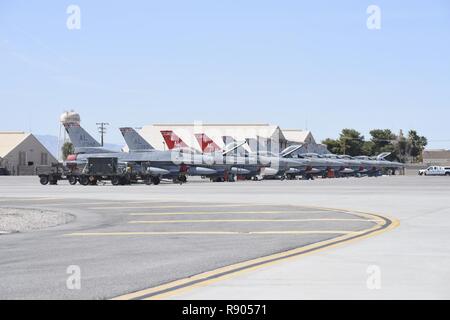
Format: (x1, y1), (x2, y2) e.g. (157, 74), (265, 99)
(96, 122), (109, 146)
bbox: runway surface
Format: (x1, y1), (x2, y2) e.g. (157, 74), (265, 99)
(0, 176), (448, 299)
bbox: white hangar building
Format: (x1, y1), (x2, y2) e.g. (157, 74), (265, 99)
(0, 132), (57, 175)
(282, 129), (329, 154)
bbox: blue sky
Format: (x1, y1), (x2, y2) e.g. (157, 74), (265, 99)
(1, 1), (449, 148)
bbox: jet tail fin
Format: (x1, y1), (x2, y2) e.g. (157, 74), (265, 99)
(195, 133), (221, 153)
(376, 152), (392, 160)
(64, 123), (102, 148)
(160, 130), (188, 150)
(119, 127), (154, 151)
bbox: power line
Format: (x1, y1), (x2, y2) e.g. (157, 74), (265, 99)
(96, 122), (109, 147)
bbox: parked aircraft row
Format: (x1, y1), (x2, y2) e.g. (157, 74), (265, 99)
(63, 123), (405, 185)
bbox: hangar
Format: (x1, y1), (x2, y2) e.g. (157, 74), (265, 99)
(138, 124), (327, 154)
(0, 132), (57, 175)
(282, 129), (329, 154)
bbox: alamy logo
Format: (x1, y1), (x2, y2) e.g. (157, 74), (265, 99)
(66, 265), (81, 290)
(366, 265), (381, 290)
(366, 5), (381, 30)
(66, 5), (81, 30)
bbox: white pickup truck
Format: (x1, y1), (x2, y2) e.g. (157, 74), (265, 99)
(419, 166), (450, 176)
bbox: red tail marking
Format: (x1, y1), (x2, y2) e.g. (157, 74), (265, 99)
(195, 133), (221, 153)
(160, 130), (187, 150)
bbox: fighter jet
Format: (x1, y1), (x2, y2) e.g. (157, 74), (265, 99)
(214, 135), (311, 179)
(65, 123), (247, 184)
(163, 130), (312, 180)
(276, 152), (346, 179)
(353, 152), (405, 176)
(322, 152), (404, 176)
(120, 127), (254, 181)
(64, 123), (183, 184)
(320, 154), (366, 176)
(197, 133), (312, 180)
(158, 130), (261, 180)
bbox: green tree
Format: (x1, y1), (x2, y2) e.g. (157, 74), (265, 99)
(322, 129), (364, 156)
(322, 128), (427, 161)
(361, 140), (375, 156)
(369, 129), (397, 155)
(61, 142), (74, 160)
(338, 129), (364, 156)
(322, 138), (342, 154)
(408, 130), (428, 162)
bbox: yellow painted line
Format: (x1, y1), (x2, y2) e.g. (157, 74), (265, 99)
(112, 207), (399, 300)
(65, 230), (361, 237)
(128, 218), (383, 224)
(88, 204), (260, 210)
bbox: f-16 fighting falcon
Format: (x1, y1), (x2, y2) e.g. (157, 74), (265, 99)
(166, 131), (313, 180)
(64, 123), (282, 184)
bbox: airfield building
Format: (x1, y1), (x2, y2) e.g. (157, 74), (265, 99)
(281, 129), (329, 154)
(0, 132), (57, 175)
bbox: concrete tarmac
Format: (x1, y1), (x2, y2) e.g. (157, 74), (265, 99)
(0, 175), (448, 299)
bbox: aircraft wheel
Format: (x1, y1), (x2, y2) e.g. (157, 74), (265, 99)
(68, 176), (77, 185)
(111, 176), (121, 186)
(40, 176), (49, 185)
(119, 174), (131, 185)
(79, 175), (90, 186)
(152, 176), (160, 185)
(145, 177), (153, 185)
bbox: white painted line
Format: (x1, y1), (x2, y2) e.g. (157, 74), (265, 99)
(65, 230), (364, 237)
(0, 197), (61, 202)
(89, 204), (261, 210)
(129, 211), (295, 216)
(128, 218), (382, 224)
